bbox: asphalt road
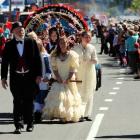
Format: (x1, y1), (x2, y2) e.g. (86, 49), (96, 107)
(0, 38), (140, 140)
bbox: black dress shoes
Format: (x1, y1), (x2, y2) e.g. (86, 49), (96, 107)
(84, 117), (92, 121)
(26, 125), (34, 132)
(34, 111), (42, 123)
(19, 124), (24, 129)
(79, 117), (85, 122)
(13, 124), (24, 134)
(134, 76), (140, 79)
(14, 128), (21, 134)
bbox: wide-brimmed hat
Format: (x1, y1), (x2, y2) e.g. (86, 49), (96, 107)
(11, 22), (23, 32)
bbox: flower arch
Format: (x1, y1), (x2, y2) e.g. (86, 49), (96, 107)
(24, 4), (88, 35)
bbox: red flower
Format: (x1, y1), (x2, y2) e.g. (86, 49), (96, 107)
(134, 42), (140, 48)
(0, 28), (4, 33)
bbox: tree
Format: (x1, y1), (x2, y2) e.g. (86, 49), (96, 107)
(131, 0), (140, 12)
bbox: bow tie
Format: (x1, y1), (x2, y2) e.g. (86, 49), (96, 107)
(16, 40), (23, 44)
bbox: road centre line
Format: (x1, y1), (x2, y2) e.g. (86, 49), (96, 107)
(116, 81), (123, 84)
(99, 107), (109, 111)
(119, 69), (126, 73)
(86, 60), (123, 140)
(86, 64), (124, 140)
(113, 87), (120, 90)
(108, 92), (117, 95)
(117, 77), (124, 80)
(104, 99), (113, 102)
(86, 114), (104, 140)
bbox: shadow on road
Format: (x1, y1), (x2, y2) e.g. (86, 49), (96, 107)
(0, 131), (14, 134)
(0, 113), (13, 125)
(0, 113), (13, 119)
(0, 113), (14, 134)
(101, 63), (121, 69)
(37, 120), (79, 125)
(95, 134), (140, 139)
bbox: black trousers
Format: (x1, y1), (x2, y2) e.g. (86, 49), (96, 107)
(10, 73), (36, 128)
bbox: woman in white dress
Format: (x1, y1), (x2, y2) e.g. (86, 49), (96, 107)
(73, 31), (98, 121)
(42, 37), (83, 122)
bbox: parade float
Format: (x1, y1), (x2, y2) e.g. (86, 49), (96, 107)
(23, 4), (88, 35)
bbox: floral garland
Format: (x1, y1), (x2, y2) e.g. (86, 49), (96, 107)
(24, 4), (88, 34)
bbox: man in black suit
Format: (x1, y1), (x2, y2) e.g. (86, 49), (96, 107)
(1, 22), (42, 134)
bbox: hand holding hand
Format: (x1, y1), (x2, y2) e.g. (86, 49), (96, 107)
(62, 79), (69, 84)
(35, 76), (42, 84)
(42, 78), (49, 82)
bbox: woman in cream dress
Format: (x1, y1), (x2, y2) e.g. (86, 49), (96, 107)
(73, 31), (98, 121)
(42, 37), (83, 122)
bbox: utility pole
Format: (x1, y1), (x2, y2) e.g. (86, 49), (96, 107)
(9, 0), (12, 12)
(42, 0), (44, 6)
(48, 0), (52, 4)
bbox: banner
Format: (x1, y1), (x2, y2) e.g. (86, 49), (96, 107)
(11, 0), (24, 5)
(25, 0), (37, 5)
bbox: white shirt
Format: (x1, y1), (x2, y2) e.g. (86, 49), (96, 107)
(16, 40), (24, 56)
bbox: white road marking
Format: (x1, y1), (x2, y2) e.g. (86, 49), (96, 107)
(113, 87), (120, 90)
(117, 77), (124, 80)
(99, 107), (108, 111)
(116, 81), (123, 84)
(119, 69), (125, 73)
(86, 63), (124, 140)
(120, 68), (125, 70)
(86, 114), (104, 140)
(104, 99), (113, 102)
(109, 92), (117, 95)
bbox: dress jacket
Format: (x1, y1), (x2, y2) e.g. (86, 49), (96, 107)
(1, 37), (42, 82)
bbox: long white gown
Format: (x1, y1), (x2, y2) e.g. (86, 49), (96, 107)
(42, 50), (83, 122)
(73, 43), (98, 117)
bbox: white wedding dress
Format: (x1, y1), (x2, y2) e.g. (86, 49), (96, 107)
(42, 51), (84, 122)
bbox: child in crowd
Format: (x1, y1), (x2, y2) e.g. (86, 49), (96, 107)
(28, 32), (52, 122)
